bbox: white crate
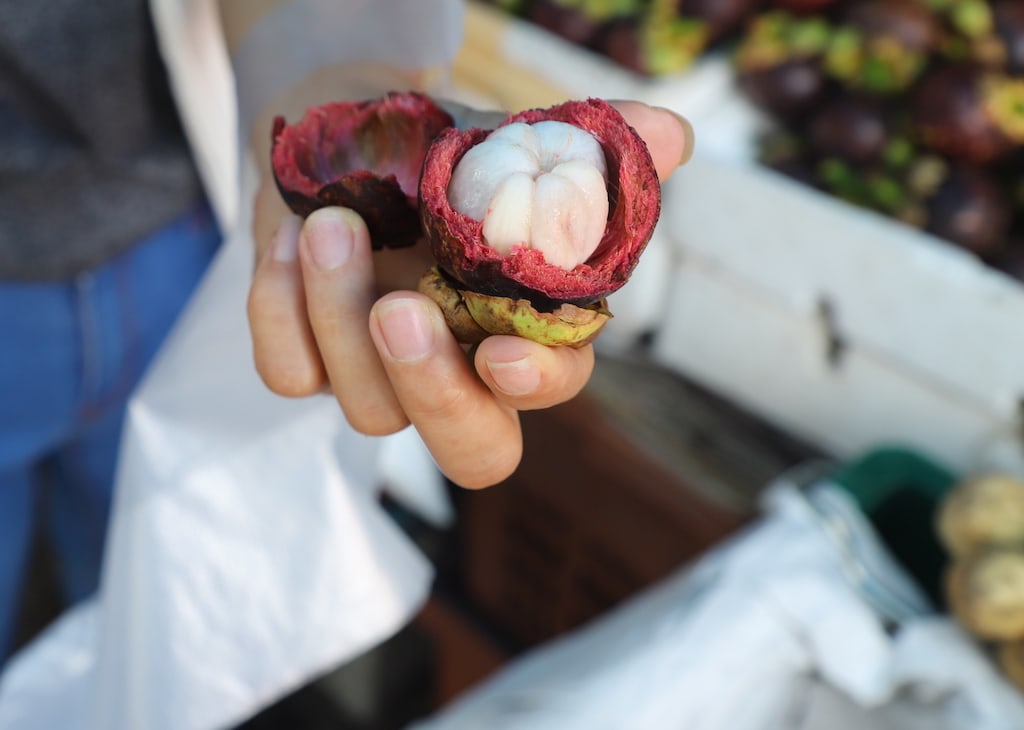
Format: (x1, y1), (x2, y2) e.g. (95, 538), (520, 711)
(652, 155), (1024, 475)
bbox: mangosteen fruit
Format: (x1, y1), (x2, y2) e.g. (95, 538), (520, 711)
(769, 0), (843, 14)
(271, 91), (454, 248)
(670, 0), (762, 43)
(923, 163), (1013, 255)
(993, 0), (1024, 74)
(418, 98), (661, 347)
(734, 11), (833, 121)
(911, 62), (1024, 165)
(806, 93), (893, 164)
(825, 0), (941, 94)
(527, 0), (640, 48)
(599, 11), (710, 76)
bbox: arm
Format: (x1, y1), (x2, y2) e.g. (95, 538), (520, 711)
(224, 1), (695, 488)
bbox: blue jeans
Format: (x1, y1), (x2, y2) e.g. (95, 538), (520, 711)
(0, 203), (220, 663)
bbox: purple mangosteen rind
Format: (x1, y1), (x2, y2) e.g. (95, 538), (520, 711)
(270, 91), (455, 249)
(419, 97), (662, 308)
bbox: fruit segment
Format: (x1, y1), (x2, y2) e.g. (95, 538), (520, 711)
(447, 121), (609, 270)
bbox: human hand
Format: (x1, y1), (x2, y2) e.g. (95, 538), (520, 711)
(247, 100), (694, 489)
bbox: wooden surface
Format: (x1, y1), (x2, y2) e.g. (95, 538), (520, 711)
(455, 385), (753, 648)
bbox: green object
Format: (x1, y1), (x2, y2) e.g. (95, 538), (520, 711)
(830, 446), (959, 607)
(831, 445), (957, 515)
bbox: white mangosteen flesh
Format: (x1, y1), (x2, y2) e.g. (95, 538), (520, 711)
(447, 121), (609, 270)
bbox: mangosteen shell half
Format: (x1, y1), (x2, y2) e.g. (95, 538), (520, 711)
(271, 91), (454, 248)
(419, 97), (661, 309)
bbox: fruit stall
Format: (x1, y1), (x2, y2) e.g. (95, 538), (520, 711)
(397, 0), (1024, 719)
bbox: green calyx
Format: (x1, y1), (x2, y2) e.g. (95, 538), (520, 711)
(418, 267), (611, 348)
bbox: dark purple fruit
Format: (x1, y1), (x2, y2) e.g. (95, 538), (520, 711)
(924, 164), (1013, 256)
(734, 11), (833, 120)
(911, 62), (1024, 165)
(844, 0), (941, 52)
(527, 0), (603, 46)
(770, 0), (843, 14)
(527, 0), (640, 47)
(739, 58), (830, 120)
(599, 12), (709, 76)
(806, 94), (891, 164)
(671, 0), (762, 42)
(825, 0), (941, 94)
(994, 0), (1024, 74)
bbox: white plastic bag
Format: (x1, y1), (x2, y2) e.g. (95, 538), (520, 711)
(0, 156), (450, 729)
(410, 474), (1024, 730)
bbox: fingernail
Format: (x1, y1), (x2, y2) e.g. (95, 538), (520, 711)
(375, 298), (437, 362)
(485, 355), (540, 396)
(662, 108), (695, 167)
(306, 209), (355, 270)
(271, 215), (302, 262)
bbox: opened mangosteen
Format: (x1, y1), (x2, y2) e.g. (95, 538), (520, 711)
(271, 91), (454, 248)
(911, 62), (1024, 165)
(418, 98), (661, 347)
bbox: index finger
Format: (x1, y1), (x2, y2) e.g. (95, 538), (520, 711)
(611, 101), (695, 182)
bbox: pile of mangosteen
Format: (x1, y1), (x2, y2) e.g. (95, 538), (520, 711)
(482, 0), (763, 76)
(733, 0), (1024, 272)
(488, 0), (1024, 277)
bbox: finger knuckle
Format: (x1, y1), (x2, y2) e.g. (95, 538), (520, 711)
(346, 406), (409, 437)
(455, 442), (523, 490)
(256, 361), (324, 398)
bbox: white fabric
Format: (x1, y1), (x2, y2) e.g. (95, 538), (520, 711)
(411, 481), (1024, 730)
